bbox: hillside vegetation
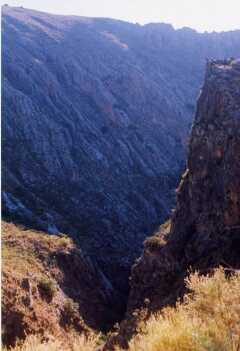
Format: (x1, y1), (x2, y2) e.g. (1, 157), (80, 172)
(3, 268), (240, 351)
(1, 221), (118, 349)
(127, 269), (240, 351)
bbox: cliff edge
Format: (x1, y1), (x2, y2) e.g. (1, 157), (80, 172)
(129, 58), (240, 313)
(104, 59), (240, 349)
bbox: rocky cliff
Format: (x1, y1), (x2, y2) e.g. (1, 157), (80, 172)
(2, 6), (240, 298)
(103, 58), (240, 349)
(128, 58), (240, 315)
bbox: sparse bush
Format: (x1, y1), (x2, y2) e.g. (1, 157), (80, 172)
(127, 268), (240, 351)
(38, 278), (56, 300)
(144, 235), (166, 250)
(144, 220), (171, 250)
(58, 237), (70, 248)
(62, 298), (79, 324)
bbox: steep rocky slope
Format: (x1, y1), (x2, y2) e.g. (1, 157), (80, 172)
(129, 58), (240, 309)
(2, 5), (240, 295)
(108, 59), (240, 347)
(2, 221), (122, 347)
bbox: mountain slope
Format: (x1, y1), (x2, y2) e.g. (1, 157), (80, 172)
(2, 5), (240, 294)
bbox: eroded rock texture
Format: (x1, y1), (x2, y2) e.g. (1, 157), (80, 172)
(128, 59), (240, 316)
(2, 6), (240, 295)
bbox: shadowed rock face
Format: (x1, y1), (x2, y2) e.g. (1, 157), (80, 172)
(2, 6), (240, 296)
(128, 59), (240, 317)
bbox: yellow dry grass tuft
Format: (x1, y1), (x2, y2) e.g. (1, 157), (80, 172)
(3, 333), (101, 351)
(127, 268), (240, 351)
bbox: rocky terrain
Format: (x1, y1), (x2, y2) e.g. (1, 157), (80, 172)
(2, 5), (240, 307)
(107, 59), (240, 348)
(2, 221), (120, 347)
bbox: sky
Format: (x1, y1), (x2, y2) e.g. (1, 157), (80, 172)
(2, 0), (240, 32)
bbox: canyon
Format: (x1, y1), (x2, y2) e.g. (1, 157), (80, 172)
(2, 57), (240, 351)
(2, 5), (240, 342)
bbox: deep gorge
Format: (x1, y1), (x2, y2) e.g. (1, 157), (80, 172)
(2, 6), (240, 327)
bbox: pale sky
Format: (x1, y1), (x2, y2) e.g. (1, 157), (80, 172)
(2, 0), (240, 32)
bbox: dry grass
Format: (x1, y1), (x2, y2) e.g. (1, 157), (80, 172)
(4, 268), (240, 351)
(144, 235), (167, 250)
(2, 333), (101, 351)
(2, 244), (41, 276)
(2, 222), (73, 252)
(127, 268), (240, 351)
(144, 220), (171, 250)
(2, 221), (73, 279)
